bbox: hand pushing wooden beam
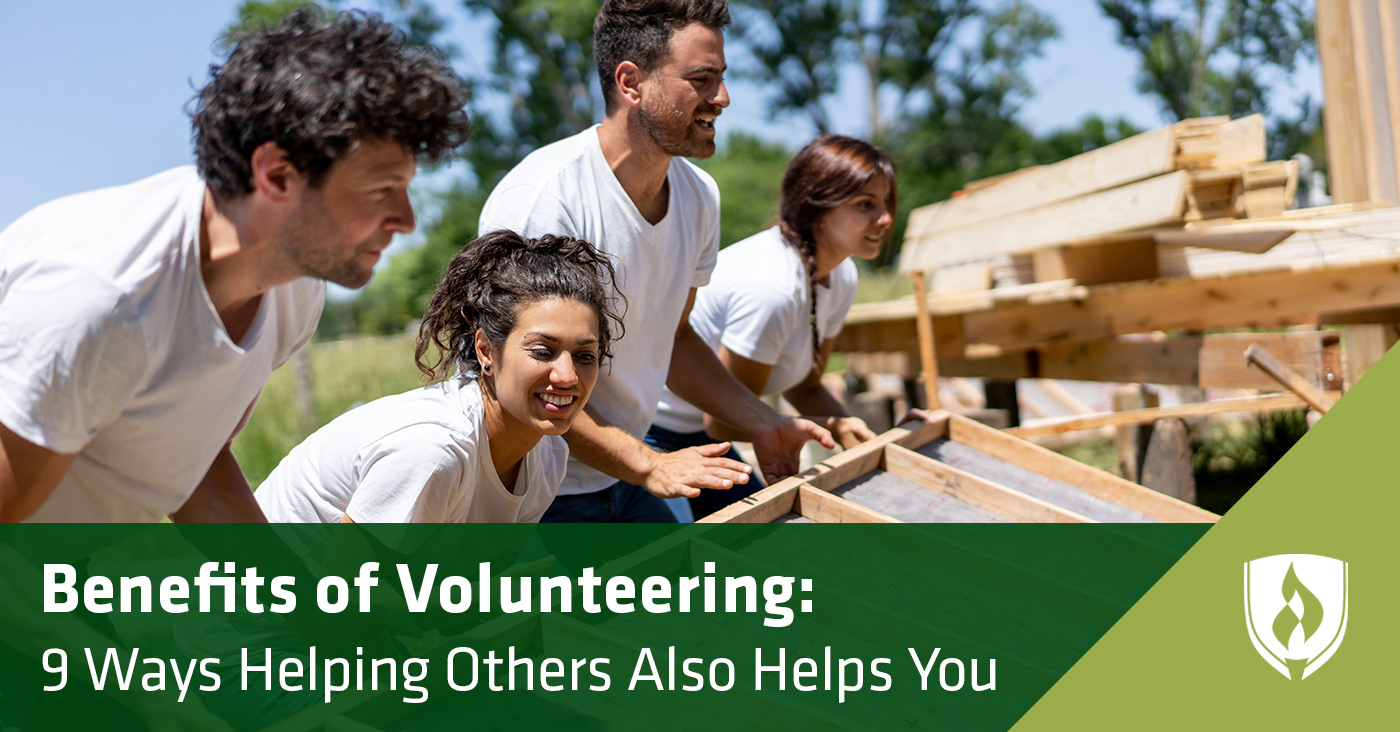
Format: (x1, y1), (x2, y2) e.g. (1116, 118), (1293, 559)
(1244, 343), (1340, 414)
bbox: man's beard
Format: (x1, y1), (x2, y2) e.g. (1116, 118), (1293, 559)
(639, 93), (719, 159)
(282, 198), (380, 289)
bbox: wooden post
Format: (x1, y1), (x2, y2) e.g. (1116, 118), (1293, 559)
(1139, 418), (1197, 504)
(1341, 323), (1400, 389)
(910, 270), (941, 411)
(1112, 385), (1158, 482)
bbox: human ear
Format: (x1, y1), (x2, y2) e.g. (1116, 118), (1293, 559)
(473, 329), (494, 375)
(249, 142), (298, 203)
(615, 61), (645, 108)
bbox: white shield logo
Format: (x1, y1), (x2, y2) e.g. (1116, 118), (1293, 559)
(1243, 554), (1348, 680)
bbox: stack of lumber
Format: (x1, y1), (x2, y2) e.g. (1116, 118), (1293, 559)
(901, 114), (1305, 292)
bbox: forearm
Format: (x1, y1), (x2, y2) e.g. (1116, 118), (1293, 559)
(169, 445), (267, 523)
(783, 382), (851, 423)
(667, 328), (780, 435)
(562, 407), (658, 486)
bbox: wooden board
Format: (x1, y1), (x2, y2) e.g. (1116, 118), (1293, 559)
(703, 412), (1216, 525)
(841, 329), (1343, 391)
(903, 171), (1191, 271)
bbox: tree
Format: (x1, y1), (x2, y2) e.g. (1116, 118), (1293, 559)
(1097, 0), (1320, 163)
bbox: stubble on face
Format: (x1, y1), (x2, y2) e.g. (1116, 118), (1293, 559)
(280, 187), (387, 289)
(638, 86), (721, 159)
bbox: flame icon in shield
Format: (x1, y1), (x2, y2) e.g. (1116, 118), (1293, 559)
(1244, 554), (1348, 680)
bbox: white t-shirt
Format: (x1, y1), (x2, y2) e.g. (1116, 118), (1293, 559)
(0, 167), (325, 522)
(654, 226), (857, 434)
(256, 378), (568, 523)
(478, 125), (721, 495)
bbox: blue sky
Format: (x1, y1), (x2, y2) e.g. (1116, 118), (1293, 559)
(0, 1), (1320, 233)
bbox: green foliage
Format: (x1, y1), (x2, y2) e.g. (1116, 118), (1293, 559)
(1097, 0), (1319, 160)
(1191, 410), (1310, 514)
(233, 335), (423, 486)
(695, 133), (792, 247)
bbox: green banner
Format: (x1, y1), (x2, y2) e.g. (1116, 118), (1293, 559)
(1, 522), (1203, 731)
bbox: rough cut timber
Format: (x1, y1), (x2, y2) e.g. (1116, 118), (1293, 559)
(702, 412), (1217, 525)
(841, 328), (1343, 392)
(1318, 0), (1400, 206)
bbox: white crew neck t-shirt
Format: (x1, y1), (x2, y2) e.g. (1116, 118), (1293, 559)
(0, 167), (325, 522)
(256, 378), (568, 523)
(654, 226), (857, 434)
(478, 125), (720, 495)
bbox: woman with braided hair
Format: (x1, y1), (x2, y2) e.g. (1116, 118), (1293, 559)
(256, 230), (623, 523)
(652, 134), (895, 520)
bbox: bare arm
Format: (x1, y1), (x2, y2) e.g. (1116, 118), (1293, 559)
(702, 339), (874, 450)
(563, 404), (751, 499)
(667, 289), (833, 483)
(0, 421), (77, 522)
(781, 339), (875, 449)
(170, 399), (267, 523)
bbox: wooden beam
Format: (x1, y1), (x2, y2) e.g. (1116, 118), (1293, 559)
(1245, 344), (1341, 413)
(1319, 0), (1372, 203)
(911, 270), (941, 410)
(1031, 238), (1160, 285)
(882, 443), (1095, 523)
(1006, 394), (1315, 439)
(959, 259), (1400, 353)
(904, 171), (1191, 271)
(698, 480), (800, 523)
(795, 484), (902, 523)
(842, 331), (1342, 391)
(946, 414), (1218, 523)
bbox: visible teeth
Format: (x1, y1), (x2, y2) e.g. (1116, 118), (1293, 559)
(540, 394), (574, 407)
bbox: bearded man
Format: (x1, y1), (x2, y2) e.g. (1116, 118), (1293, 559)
(0, 9), (470, 522)
(479, 0), (833, 523)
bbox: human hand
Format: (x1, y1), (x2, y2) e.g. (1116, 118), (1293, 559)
(750, 416), (835, 484)
(643, 443), (752, 499)
(829, 416), (877, 449)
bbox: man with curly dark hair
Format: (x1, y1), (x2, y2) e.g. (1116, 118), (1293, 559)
(0, 9), (470, 522)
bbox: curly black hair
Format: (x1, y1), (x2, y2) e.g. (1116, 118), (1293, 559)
(191, 7), (471, 197)
(415, 230), (627, 383)
(594, 0), (731, 113)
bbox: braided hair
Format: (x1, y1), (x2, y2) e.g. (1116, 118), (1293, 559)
(777, 135), (897, 372)
(415, 230), (625, 382)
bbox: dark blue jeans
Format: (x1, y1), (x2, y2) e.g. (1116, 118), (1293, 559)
(538, 425), (766, 523)
(641, 424), (767, 521)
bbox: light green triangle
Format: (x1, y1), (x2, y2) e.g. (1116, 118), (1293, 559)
(1012, 342), (1400, 730)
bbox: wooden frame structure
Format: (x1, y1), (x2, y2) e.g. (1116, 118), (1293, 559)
(702, 412), (1217, 525)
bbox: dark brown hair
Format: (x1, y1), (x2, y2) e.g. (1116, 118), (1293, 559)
(593, 0), (732, 113)
(415, 231), (625, 382)
(779, 134), (897, 369)
(192, 7), (471, 198)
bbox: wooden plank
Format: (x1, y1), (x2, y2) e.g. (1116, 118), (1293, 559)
(1380, 0), (1400, 204)
(1032, 238), (1160, 285)
(1245, 343), (1341, 413)
(1342, 322), (1400, 388)
(960, 258), (1400, 353)
(882, 443), (1095, 524)
(911, 270), (942, 410)
(1319, 0), (1369, 203)
(1007, 394), (1314, 438)
(1153, 228), (1292, 253)
(903, 171), (1191, 271)
(698, 480), (799, 523)
(903, 126), (1177, 241)
(842, 329), (1342, 392)
(795, 484), (902, 523)
(946, 414), (1218, 523)
(930, 261), (992, 294)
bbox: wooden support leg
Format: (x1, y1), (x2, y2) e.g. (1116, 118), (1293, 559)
(1113, 385), (1159, 481)
(1139, 418), (1197, 504)
(910, 271), (942, 411)
(1342, 324), (1400, 389)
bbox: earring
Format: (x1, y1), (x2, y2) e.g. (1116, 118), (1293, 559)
(482, 364), (491, 374)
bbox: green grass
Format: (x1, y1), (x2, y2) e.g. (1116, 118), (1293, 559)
(233, 334), (422, 487)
